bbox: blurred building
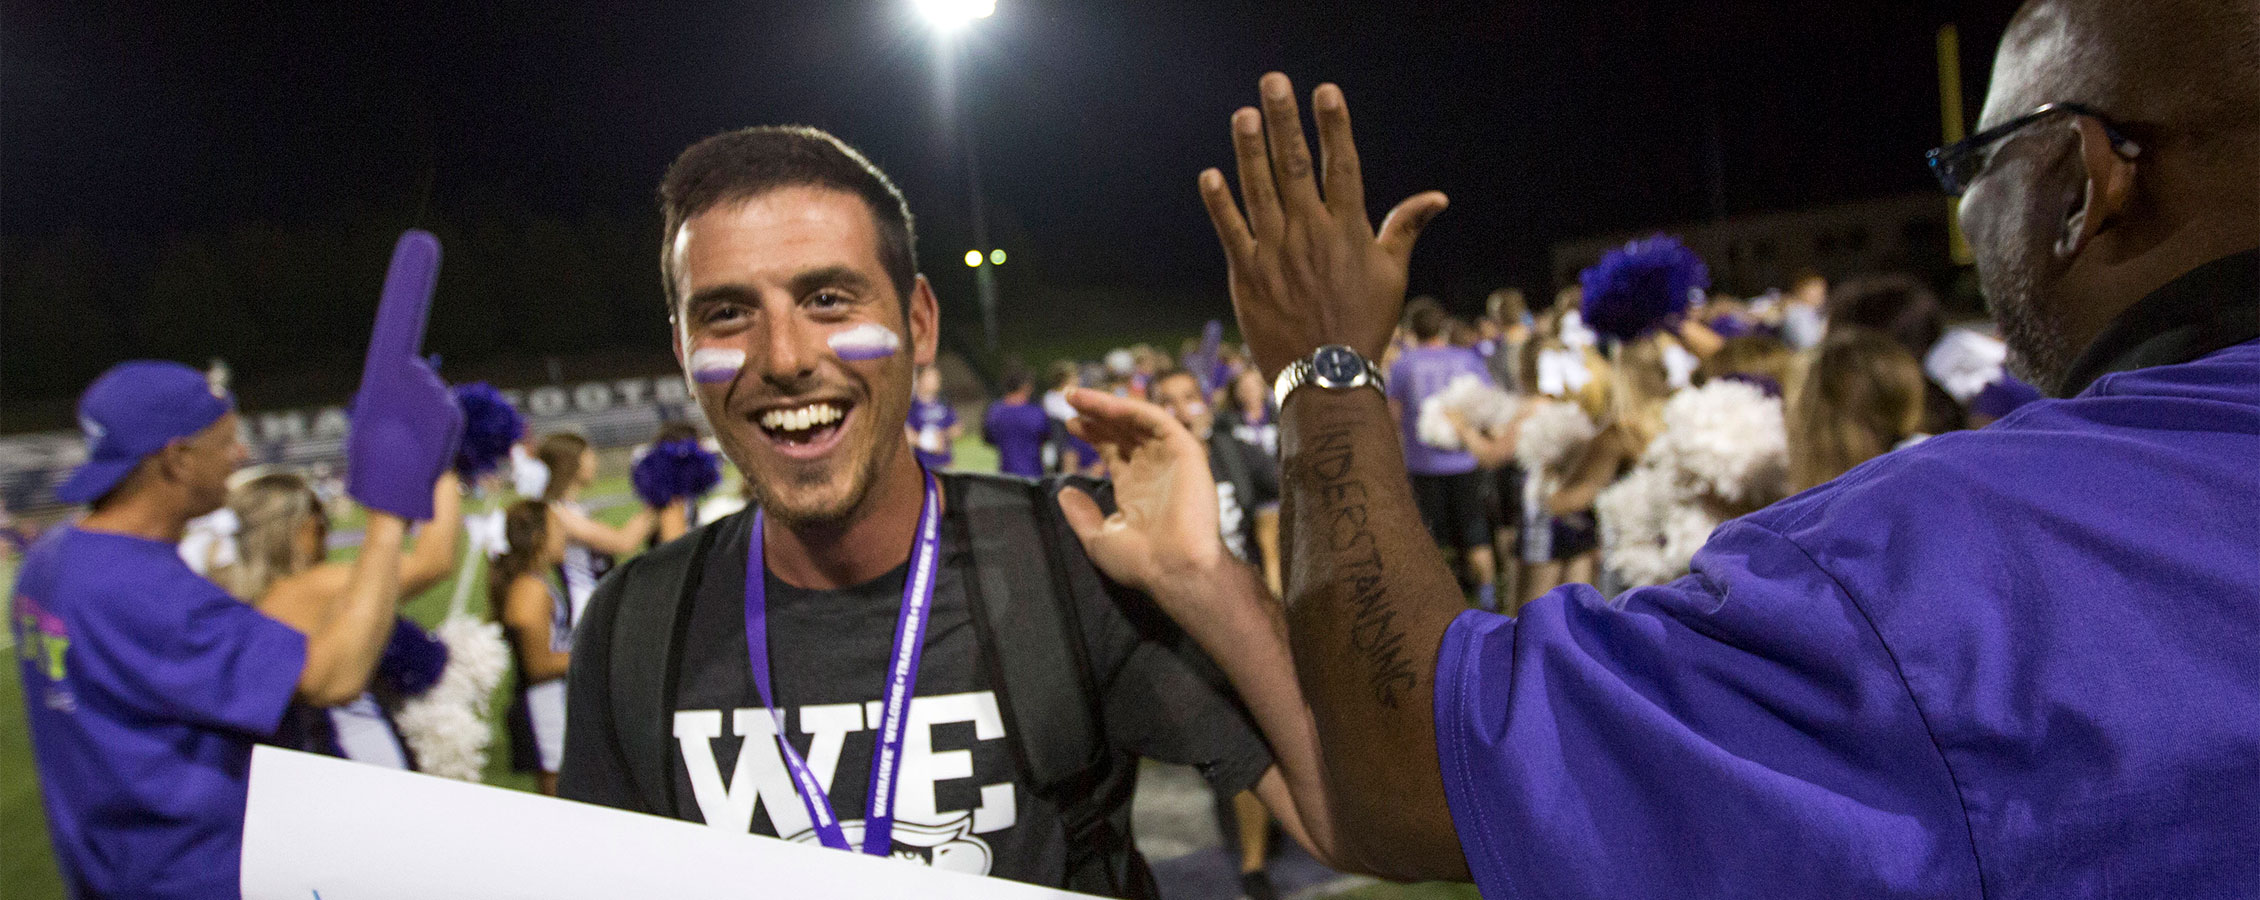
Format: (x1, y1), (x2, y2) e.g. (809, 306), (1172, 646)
(1552, 193), (1955, 297)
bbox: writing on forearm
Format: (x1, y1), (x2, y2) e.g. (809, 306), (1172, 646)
(1304, 422), (1419, 709)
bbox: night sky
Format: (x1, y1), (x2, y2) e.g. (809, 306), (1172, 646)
(3, 0), (2024, 405)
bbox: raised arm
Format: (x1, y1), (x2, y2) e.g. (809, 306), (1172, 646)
(306, 230), (463, 707)
(398, 471), (464, 595)
(554, 503), (656, 557)
(1195, 73), (1470, 879)
(1058, 388), (1353, 873)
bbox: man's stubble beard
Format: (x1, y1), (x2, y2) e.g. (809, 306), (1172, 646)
(708, 377), (914, 529)
(1979, 232), (2081, 394)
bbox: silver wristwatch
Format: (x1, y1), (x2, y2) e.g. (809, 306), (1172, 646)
(1274, 344), (1386, 406)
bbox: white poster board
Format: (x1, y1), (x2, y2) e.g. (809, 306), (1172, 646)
(241, 746), (1100, 899)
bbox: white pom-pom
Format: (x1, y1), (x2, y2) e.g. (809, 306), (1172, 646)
(1591, 380), (1790, 591)
(392, 616), (512, 782)
(1654, 379), (1788, 504)
(1415, 375), (1521, 451)
(1660, 504), (1720, 578)
(1515, 401), (1598, 476)
(1597, 465), (1679, 588)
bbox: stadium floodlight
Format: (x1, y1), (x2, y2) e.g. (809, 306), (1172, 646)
(964, 250), (984, 267)
(989, 249), (1006, 266)
(915, 0), (996, 31)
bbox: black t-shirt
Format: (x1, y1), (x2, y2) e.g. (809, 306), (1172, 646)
(645, 479), (1272, 891)
(1204, 427), (1281, 563)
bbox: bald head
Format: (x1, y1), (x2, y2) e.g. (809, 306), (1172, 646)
(1988, 0), (2260, 153)
(1960, 0), (2260, 393)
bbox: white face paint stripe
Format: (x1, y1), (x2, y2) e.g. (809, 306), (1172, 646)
(689, 347), (747, 384)
(828, 323), (901, 361)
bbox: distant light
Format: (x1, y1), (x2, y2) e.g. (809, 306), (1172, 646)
(915, 0), (996, 30)
(964, 250), (984, 267)
(989, 249), (1007, 266)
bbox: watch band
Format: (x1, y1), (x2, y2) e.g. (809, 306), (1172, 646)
(1274, 345), (1386, 407)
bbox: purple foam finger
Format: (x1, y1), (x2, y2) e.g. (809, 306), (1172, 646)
(363, 229), (443, 383)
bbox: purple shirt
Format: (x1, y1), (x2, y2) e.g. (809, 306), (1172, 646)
(14, 526), (308, 899)
(1435, 338), (2260, 897)
(909, 396), (958, 470)
(983, 399), (1051, 479)
(1387, 345), (1495, 476)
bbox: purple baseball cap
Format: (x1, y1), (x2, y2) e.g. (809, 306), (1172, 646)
(56, 361), (235, 505)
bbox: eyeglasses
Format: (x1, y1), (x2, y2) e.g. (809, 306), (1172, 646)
(1927, 102), (2142, 196)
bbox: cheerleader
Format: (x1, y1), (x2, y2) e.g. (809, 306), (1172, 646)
(1787, 327), (1931, 492)
(534, 432), (654, 642)
(1545, 236), (1726, 594)
(492, 499), (570, 795)
(213, 471), (462, 769)
(631, 424), (724, 545)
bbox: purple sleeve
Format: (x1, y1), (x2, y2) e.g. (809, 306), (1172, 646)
(1387, 357), (1412, 404)
(1432, 519), (1977, 897)
(86, 575), (308, 735)
(1468, 349), (1499, 387)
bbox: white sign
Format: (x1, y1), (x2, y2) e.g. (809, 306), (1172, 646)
(241, 746), (1100, 900)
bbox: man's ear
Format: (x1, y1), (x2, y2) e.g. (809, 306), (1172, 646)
(153, 441), (192, 485)
(908, 275), (941, 368)
(2057, 117), (2138, 258)
(669, 313), (685, 366)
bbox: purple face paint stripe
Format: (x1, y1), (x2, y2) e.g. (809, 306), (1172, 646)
(689, 347), (745, 385)
(828, 323), (901, 361)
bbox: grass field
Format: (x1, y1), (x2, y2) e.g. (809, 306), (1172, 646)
(0, 434), (1472, 899)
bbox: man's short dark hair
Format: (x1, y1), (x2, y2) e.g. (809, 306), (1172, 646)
(1405, 296), (1449, 342)
(1152, 368), (1200, 394)
(998, 367), (1032, 396)
(659, 126), (918, 310)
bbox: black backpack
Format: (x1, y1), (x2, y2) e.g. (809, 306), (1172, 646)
(589, 472), (1157, 898)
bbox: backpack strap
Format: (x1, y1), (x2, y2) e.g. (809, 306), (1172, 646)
(607, 521), (721, 813)
(953, 474), (1107, 790)
(954, 473), (1160, 898)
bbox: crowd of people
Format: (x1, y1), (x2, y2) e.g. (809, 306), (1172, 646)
(963, 253), (2042, 623)
(10, 1), (2256, 898)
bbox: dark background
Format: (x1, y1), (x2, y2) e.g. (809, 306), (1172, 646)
(1, 0), (2024, 427)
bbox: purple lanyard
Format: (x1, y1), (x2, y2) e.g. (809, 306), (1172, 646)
(744, 469), (941, 855)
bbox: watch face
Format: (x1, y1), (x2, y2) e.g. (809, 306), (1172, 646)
(1313, 345), (1363, 385)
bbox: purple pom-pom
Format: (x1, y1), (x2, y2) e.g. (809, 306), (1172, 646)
(631, 438), (723, 508)
(452, 382), (525, 480)
(375, 617), (449, 697)
(1580, 235), (1711, 344)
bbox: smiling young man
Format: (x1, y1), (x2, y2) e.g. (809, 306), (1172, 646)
(557, 126), (1346, 897)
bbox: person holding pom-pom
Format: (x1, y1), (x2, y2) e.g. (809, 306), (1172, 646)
(535, 431), (656, 643)
(212, 470), (461, 768)
(631, 422), (724, 544)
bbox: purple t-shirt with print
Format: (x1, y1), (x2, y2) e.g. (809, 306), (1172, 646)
(1387, 344), (1494, 476)
(15, 526), (308, 900)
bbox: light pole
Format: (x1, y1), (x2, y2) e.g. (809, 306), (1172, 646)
(917, 0), (1003, 354)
